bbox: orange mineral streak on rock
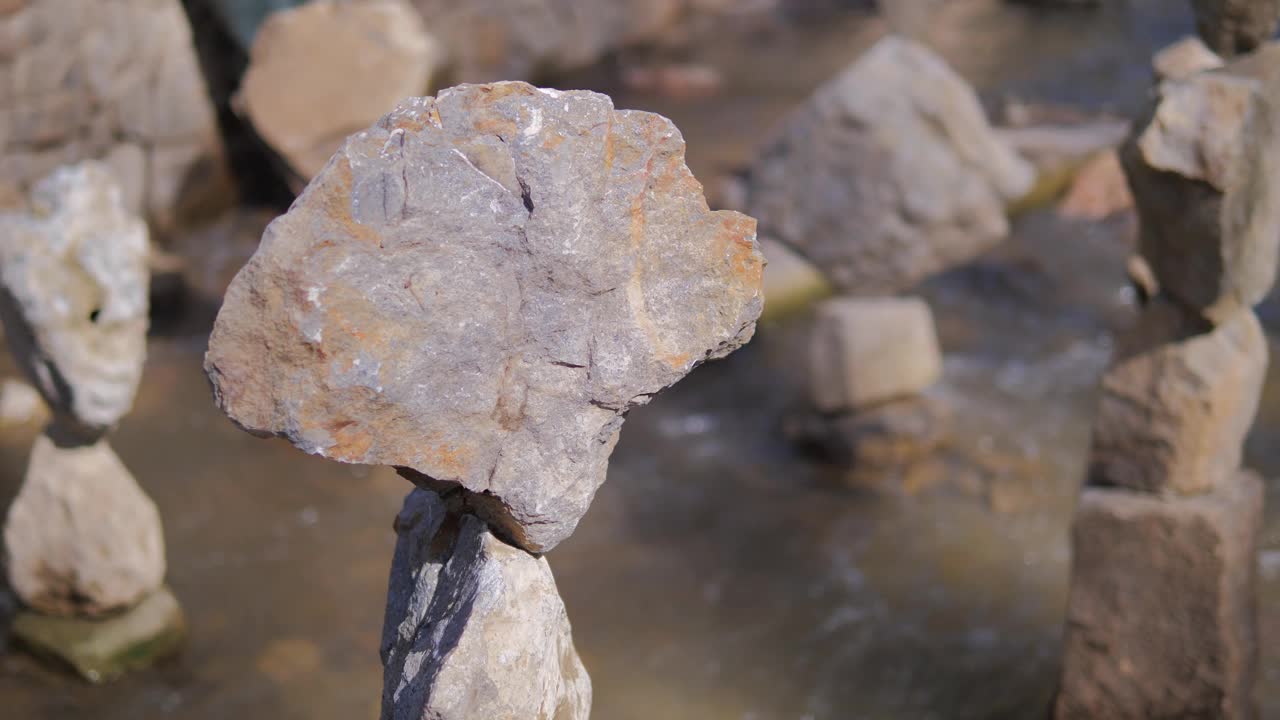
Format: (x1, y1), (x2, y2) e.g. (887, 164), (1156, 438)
(719, 213), (764, 287)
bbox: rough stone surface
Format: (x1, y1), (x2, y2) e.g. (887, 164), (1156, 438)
(1090, 299), (1267, 495)
(205, 82), (764, 552)
(1055, 474), (1261, 719)
(785, 395), (949, 469)
(380, 489), (590, 720)
(12, 585), (186, 683)
(0, 163), (150, 438)
(0, 0), (224, 235)
(747, 36), (1034, 295)
(1153, 35), (1225, 81)
(240, 0), (442, 180)
(1192, 0), (1280, 56)
(808, 296), (942, 413)
(4, 434), (166, 618)
(1122, 58), (1280, 321)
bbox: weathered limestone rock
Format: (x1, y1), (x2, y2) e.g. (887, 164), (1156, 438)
(0, 163), (150, 439)
(240, 0), (442, 181)
(11, 586), (186, 684)
(1055, 474), (1261, 719)
(785, 395), (949, 469)
(0, 0), (224, 234)
(747, 36), (1034, 295)
(1153, 36), (1225, 81)
(808, 296), (942, 413)
(1090, 299), (1266, 495)
(205, 82), (764, 552)
(1121, 59), (1280, 321)
(380, 489), (590, 720)
(759, 236), (832, 323)
(1192, 0), (1280, 56)
(4, 434), (166, 618)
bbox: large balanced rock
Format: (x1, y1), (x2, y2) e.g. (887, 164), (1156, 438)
(807, 296), (942, 413)
(0, 0), (223, 233)
(4, 434), (166, 618)
(380, 489), (590, 720)
(1089, 298), (1267, 495)
(1121, 57), (1280, 321)
(240, 0), (442, 181)
(1055, 474), (1261, 719)
(206, 82), (764, 552)
(1191, 0), (1280, 56)
(747, 36), (1034, 295)
(0, 163), (150, 439)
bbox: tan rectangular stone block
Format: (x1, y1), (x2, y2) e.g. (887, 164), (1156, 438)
(1055, 473), (1261, 719)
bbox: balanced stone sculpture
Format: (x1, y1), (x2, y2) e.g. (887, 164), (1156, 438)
(206, 81), (764, 718)
(0, 162), (183, 682)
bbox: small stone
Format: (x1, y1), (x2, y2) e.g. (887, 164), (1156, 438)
(1055, 474), (1261, 719)
(239, 0), (442, 180)
(1089, 299), (1267, 495)
(0, 377), (47, 427)
(747, 36), (1034, 295)
(1191, 0), (1280, 56)
(11, 585), (185, 684)
(1056, 149), (1133, 221)
(785, 396), (949, 468)
(807, 296), (942, 413)
(205, 82), (764, 552)
(4, 434), (166, 617)
(380, 490), (590, 720)
(1153, 36), (1225, 81)
(0, 162), (149, 438)
(1122, 59), (1280, 320)
(759, 236), (831, 322)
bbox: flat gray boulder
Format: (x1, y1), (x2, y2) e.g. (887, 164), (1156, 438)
(205, 82), (764, 552)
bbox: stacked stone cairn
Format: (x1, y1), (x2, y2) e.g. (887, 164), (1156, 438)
(1055, 10), (1280, 718)
(0, 162), (182, 682)
(748, 35), (1033, 472)
(204, 82), (765, 719)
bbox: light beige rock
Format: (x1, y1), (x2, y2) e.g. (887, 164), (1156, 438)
(1090, 299), (1267, 495)
(1057, 149), (1133, 221)
(0, 377), (47, 427)
(808, 296), (942, 413)
(759, 236), (831, 322)
(4, 434), (166, 618)
(240, 0), (441, 180)
(0, 163), (149, 439)
(1153, 36), (1225, 81)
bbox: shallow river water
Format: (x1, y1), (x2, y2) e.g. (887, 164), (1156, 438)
(6, 1), (1280, 719)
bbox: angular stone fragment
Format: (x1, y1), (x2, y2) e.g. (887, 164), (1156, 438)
(1122, 60), (1280, 320)
(240, 0), (442, 180)
(380, 490), (590, 720)
(1192, 0), (1280, 56)
(747, 36), (1034, 295)
(4, 434), (166, 618)
(0, 0), (224, 234)
(1090, 299), (1266, 495)
(785, 396), (949, 468)
(808, 296), (942, 413)
(1153, 36), (1224, 82)
(205, 82), (764, 552)
(0, 163), (150, 438)
(1055, 474), (1261, 719)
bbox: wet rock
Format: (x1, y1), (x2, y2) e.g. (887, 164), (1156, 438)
(1153, 36), (1225, 81)
(1191, 0), (1280, 56)
(0, 0), (224, 235)
(0, 163), (149, 439)
(380, 490), (590, 720)
(785, 396), (949, 469)
(1090, 299), (1266, 495)
(11, 585), (185, 683)
(759, 237), (832, 323)
(4, 434), (166, 618)
(1055, 473), (1261, 719)
(205, 82), (764, 552)
(1121, 62), (1280, 321)
(1056, 149), (1133, 221)
(239, 0), (442, 181)
(807, 296), (942, 413)
(747, 36), (1034, 295)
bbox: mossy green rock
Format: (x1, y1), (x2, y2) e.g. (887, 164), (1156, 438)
(12, 586), (186, 683)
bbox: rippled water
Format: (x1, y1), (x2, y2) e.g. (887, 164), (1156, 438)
(8, 2), (1280, 719)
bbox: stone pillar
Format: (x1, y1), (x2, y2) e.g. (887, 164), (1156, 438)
(204, 81), (765, 718)
(0, 162), (183, 682)
(1055, 33), (1280, 719)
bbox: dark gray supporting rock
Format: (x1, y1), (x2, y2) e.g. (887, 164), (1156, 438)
(1192, 0), (1280, 56)
(1055, 473), (1261, 719)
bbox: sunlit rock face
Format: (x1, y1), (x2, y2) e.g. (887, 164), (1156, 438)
(206, 82), (764, 552)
